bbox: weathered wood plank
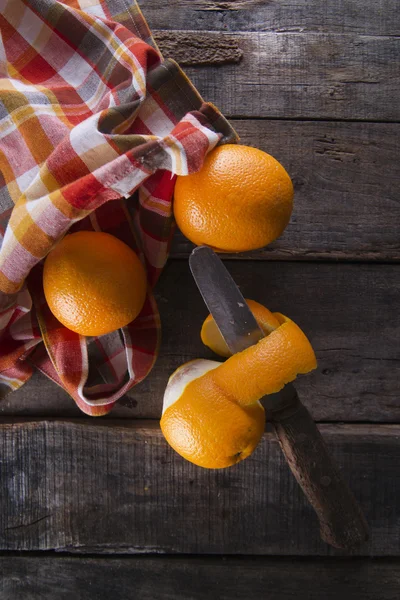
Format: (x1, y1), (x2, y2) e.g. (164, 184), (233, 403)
(171, 120), (400, 261)
(0, 421), (398, 555)
(154, 31), (400, 120)
(138, 261), (400, 423)
(141, 0), (400, 36)
(1, 556), (400, 599)
(3, 262), (399, 422)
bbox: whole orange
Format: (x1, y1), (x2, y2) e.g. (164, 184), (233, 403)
(43, 231), (147, 336)
(173, 144), (294, 252)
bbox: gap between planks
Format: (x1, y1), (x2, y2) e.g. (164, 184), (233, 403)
(1, 417), (400, 427)
(0, 419), (398, 434)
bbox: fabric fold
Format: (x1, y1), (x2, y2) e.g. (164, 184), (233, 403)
(0, 0), (237, 414)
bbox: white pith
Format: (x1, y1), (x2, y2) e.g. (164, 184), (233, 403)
(162, 359), (221, 414)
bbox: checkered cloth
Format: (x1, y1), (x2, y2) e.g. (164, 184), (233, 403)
(0, 0), (236, 415)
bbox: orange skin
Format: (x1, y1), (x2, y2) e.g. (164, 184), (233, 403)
(43, 231), (147, 336)
(211, 314), (317, 405)
(161, 312), (317, 469)
(173, 144), (294, 253)
(201, 298), (281, 357)
(161, 365), (265, 469)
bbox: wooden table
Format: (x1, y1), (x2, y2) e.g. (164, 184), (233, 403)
(1, 1), (399, 597)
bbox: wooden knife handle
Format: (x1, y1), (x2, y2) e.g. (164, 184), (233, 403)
(271, 393), (369, 550)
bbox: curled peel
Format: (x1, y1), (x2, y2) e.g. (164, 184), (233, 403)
(211, 313), (317, 405)
(161, 311), (317, 469)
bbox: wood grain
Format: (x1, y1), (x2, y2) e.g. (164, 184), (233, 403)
(171, 120), (400, 262)
(0, 421), (398, 555)
(154, 31), (243, 65)
(272, 395), (369, 549)
(155, 31), (400, 120)
(1, 556), (400, 599)
(140, 0), (400, 36)
(3, 261), (399, 422)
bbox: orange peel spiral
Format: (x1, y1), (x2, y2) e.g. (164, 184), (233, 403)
(161, 308), (317, 469)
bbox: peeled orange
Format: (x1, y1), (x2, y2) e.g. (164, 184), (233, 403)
(161, 359), (266, 469)
(161, 311), (317, 469)
(43, 231), (147, 336)
(173, 144), (294, 252)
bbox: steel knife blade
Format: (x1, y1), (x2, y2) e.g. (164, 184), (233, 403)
(189, 246), (296, 411)
(189, 246), (264, 354)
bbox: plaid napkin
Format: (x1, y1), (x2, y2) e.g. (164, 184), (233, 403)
(0, 0), (236, 415)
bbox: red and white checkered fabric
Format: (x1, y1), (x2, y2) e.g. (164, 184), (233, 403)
(0, 0), (236, 415)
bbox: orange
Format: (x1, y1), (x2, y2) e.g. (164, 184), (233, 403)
(43, 231), (147, 336)
(201, 298), (281, 357)
(161, 359), (265, 469)
(161, 312), (316, 469)
(211, 313), (317, 405)
(173, 144), (294, 252)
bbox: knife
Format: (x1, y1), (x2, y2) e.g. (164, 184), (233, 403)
(189, 245), (368, 550)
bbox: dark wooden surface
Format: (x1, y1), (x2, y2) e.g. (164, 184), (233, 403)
(0, 421), (399, 555)
(155, 32), (399, 120)
(1, 0), (399, 596)
(1, 556), (400, 600)
(144, 0), (400, 35)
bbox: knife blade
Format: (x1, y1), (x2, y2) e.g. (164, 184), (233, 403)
(189, 246), (264, 354)
(189, 245), (296, 412)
